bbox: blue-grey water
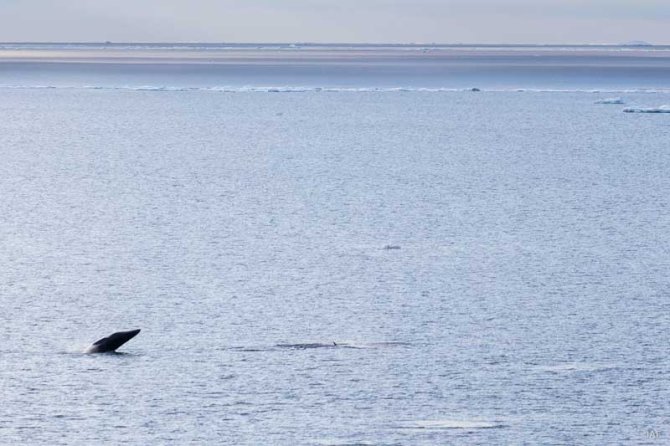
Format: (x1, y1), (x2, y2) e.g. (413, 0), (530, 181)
(1, 44), (670, 445)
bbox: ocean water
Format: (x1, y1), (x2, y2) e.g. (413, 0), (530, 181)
(1, 44), (670, 445)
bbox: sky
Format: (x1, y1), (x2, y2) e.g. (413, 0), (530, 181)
(0, 0), (668, 44)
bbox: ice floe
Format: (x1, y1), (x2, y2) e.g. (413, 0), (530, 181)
(595, 97), (624, 104)
(623, 105), (670, 113)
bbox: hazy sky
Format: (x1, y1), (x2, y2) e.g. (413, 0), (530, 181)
(1, 0), (668, 44)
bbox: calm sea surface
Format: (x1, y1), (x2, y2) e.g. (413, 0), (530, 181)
(1, 44), (670, 445)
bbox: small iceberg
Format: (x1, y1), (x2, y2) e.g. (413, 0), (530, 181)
(595, 97), (624, 105)
(621, 40), (653, 47)
(623, 105), (670, 113)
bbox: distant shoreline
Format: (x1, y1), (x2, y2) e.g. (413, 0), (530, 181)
(0, 42), (667, 50)
(3, 41), (670, 91)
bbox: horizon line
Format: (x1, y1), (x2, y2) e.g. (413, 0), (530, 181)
(0, 41), (665, 47)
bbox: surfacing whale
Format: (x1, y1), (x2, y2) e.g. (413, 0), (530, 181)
(85, 329), (141, 353)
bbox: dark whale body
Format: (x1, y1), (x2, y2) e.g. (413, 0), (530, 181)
(86, 329), (141, 353)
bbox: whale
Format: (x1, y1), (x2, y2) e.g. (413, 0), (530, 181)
(85, 329), (141, 353)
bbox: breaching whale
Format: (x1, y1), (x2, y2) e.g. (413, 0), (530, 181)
(85, 329), (141, 353)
